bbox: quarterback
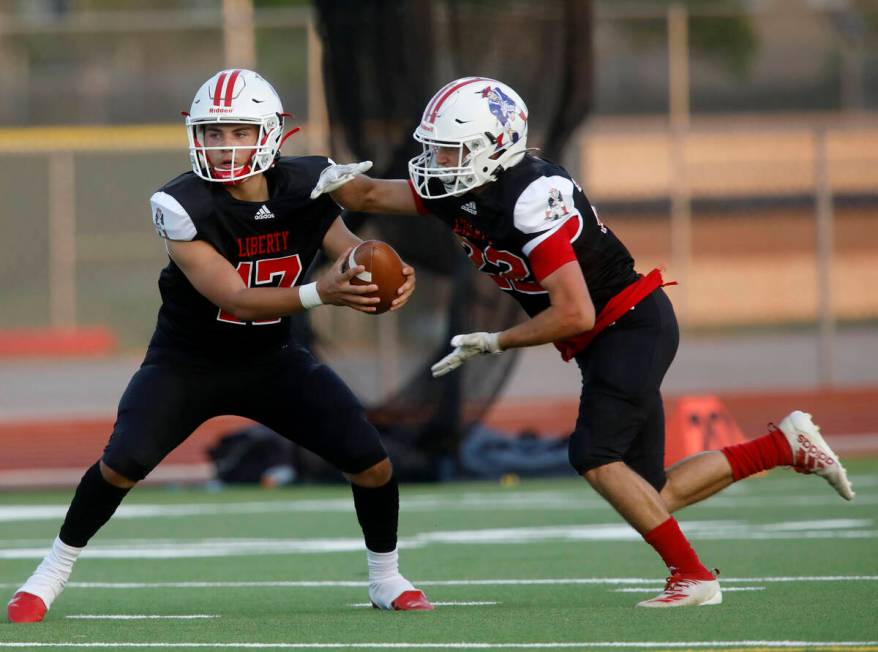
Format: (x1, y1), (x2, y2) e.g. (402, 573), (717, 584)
(7, 69), (432, 623)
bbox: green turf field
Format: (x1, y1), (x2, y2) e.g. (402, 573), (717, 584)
(1, 458), (876, 650)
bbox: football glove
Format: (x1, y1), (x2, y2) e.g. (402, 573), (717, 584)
(310, 161), (373, 199)
(431, 332), (503, 378)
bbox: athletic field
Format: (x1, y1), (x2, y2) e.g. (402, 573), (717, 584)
(1, 458), (876, 650)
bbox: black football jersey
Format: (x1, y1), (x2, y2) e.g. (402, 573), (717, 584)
(412, 154), (638, 317)
(147, 156), (337, 356)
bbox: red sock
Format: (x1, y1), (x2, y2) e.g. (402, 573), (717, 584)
(721, 428), (793, 481)
(644, 517), (713, 579)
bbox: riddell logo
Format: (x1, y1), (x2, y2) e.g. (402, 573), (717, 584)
(797, 434), (835, 466)
(209, 107), (234, 113)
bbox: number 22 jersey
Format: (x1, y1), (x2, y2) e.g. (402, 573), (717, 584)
(410, 154), (639, 321)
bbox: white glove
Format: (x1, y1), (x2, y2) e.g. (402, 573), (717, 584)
(310, 161), (373, 199)
(431, 332), (503, 378)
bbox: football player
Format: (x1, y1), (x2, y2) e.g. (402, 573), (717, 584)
(6, 69), (432, 624)
(310, 76), (856, 607)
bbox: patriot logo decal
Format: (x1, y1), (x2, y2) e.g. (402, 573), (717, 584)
(545, 188), (569, 220)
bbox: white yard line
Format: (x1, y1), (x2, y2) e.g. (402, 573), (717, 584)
(0, 490), (875, 523)
(65, 614), (218, 620)
(0, 576), (874, 591)
(0, 519), (873, 559)
(0, 640), (876, 649)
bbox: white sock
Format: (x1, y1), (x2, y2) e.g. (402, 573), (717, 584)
(366, 548), (415, 609)
(18, 536), (83, 609)
(367, 548), (400, 583)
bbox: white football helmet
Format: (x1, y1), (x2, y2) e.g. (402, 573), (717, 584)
(409, 77), (529, 198)
(184, 69), (297, 184)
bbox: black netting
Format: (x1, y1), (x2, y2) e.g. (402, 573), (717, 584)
(312, 0), (593, 475)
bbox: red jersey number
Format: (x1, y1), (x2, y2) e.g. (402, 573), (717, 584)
(217, 254), (303, 325)
(460, 238), (545, 295)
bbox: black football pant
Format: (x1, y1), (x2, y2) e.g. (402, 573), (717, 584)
(567, 288), (679, 492)
(103, 345), (388, 482)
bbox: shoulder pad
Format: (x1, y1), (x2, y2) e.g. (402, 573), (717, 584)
(150, 191), (196, 241)
(513, 175), (577, 234)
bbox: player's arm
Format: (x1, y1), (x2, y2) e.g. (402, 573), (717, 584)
(496, 262), (595, 349)
(330, 176), (420, 215)
(309, 160), (420, 215)
(320, 215), (364, 260)
(497, 177), (595, 348)
(165, 238), (380, 318)
(320, 216), (417, 311)
(430, 263), (595, 377)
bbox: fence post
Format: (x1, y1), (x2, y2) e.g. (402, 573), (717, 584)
(668, 3), (691, 325)
(223, 0), (256, 69)
(814, 126), (835, 386)
(307, 11), (331, 156)
(48, 150), (77, 328)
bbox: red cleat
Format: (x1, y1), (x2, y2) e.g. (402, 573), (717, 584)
(390, 590), (434, 611)
(7, 592), (47, 623)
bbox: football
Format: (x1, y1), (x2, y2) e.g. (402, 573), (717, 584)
(343, 240), (405, 314)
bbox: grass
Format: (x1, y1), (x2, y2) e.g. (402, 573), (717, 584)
(0, 458), (876, 650)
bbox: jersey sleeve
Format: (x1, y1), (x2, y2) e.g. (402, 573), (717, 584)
(278, 155), (334, 195)
(407, 179), (430, 216)
(150, 191), (197, 241)
(514, 176), (582, 282)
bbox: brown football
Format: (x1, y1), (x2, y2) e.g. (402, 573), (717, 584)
(343, 240), (405, 314)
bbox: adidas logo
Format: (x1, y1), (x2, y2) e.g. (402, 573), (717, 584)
(254, 205), (275, 220)
(461, 201), (477, 215)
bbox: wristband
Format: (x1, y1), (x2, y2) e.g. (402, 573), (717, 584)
(298, 282), (323, 310)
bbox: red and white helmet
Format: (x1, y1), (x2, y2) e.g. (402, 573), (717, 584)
(184, 69), (292, 184)
(408, 77), (529, 198)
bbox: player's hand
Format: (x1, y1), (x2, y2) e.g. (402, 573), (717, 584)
(390, 264), (416, 312)
(430, 332), (503, 378)
(317, 247), (380, 313)
(310, 161), (374, 199)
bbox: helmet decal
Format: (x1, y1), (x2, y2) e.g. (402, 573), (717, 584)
(209, 69), (244, 112)
(423, 77), (486, 125)
(479, 84), (527, 151)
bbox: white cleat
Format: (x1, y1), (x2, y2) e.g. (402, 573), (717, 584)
(636, 572), (722, 608)
(777, 410), (855, 501)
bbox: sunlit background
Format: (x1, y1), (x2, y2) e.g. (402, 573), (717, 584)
(0, 0), (876, 487)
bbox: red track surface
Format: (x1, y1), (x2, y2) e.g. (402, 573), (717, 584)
(0, 387), (875, 484)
